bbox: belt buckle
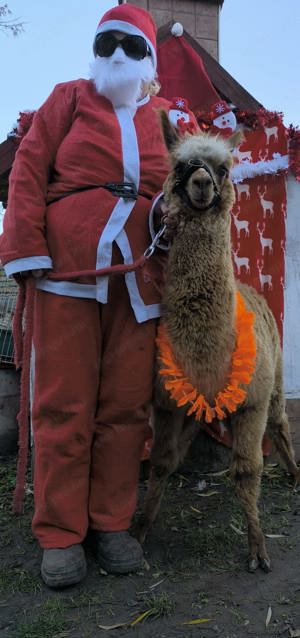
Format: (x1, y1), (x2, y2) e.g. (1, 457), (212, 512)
(105, 182), (138, 200)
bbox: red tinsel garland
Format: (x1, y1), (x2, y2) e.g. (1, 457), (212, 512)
(195, 107), (285, 132)
(10, 110), (35, 146)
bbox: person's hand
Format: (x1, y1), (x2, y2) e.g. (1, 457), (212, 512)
(153, 198), (178, 242)
(14, 268), (49, 282)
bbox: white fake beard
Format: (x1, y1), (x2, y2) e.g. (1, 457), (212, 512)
(90, 47), (155, 108)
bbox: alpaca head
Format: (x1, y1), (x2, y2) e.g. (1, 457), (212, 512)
(160, 110), (243, 225)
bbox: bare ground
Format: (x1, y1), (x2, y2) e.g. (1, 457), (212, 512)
(0, 453), (300, 638)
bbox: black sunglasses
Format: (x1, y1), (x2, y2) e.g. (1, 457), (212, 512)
(95, 32), (150, 61)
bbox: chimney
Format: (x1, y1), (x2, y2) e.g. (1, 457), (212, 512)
(126, 1), (223, 60)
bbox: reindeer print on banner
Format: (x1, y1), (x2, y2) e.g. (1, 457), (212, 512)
(264, 125), (278, 147)
(232, 244), (250, 275)
(232, 207), (250, 238)
(257, 222), (273, 255)
(232, 174), (286, 340)
(231, 119), (288, 340)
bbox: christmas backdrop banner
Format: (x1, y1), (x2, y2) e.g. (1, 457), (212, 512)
(230, 120), (288, 341)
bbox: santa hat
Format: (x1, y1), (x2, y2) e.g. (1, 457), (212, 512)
(93, 4), (157, 70)
(211, 101), (232, 120)
(157, 30), (221, 112)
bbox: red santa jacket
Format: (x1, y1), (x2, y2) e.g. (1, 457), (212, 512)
(1, 80), (196, 322)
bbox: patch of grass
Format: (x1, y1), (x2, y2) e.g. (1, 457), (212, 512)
(229, 606), (248, 625)
(66, 587), (113, 609)
(0, 459), (17, 492)
(184, 522), (240, 560)
(139, 592), (176, 620)
(0, 461), (17, 520)
(0, 530), (13, 548)
(0, 566), (41, 595)
(0, 459), (34, 524)
(269, 501), (292, 514)
(278, 536), (298, 551)
(264, 514), (289, 534)
(230, 512), (246, 531)
(165, 563), (200, 582)
(195, 591), (209, 605)
(42, 598), (65, 614)
(10, 608), (68, 638)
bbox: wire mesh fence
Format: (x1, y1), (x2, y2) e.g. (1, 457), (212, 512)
(0, 269), (18, 367)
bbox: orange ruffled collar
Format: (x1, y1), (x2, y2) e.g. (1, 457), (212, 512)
(156, 291), (256, 424)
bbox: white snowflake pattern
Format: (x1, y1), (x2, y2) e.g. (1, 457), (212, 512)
(175, 98), (185, 109)
(215, 103), (226, 114)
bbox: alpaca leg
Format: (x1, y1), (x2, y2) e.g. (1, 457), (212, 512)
(267, 414), (300, 481)
(135, 464), (171, 544)
(177, 417), (199, 463)
(267, 383), (300, 482)
(135, 407), (186, 544)
(230, 405), (270, 572)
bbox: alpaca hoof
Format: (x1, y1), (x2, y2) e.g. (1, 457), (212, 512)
(293, 470), (300, 489)
(259, 556), (271, 573)
(247, 557), (259, 572)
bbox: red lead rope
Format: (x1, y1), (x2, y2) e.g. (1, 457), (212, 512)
(47, 254), (147, 281)
(12, 278), (35, 513)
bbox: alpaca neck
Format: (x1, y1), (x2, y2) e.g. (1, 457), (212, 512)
(163, 221), (237, 400)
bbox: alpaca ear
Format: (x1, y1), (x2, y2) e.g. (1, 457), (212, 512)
(160, 110), (180, 151)
(227, 129), (244, 152)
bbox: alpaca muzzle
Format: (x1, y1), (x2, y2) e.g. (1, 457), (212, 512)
(172, 159), (221, 210)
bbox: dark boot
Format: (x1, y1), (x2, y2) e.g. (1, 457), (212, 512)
(41, 544), (86, 588)
(94, 531), (143, 574)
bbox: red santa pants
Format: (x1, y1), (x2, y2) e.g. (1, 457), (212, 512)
(31, 277), (156, 549)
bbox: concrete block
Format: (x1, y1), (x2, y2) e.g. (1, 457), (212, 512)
(150, 0), (172, 9)
(196, 14), (218, 40)
(128, 0), (149, 8)
(173, 0), (195, 14)
(174, 11), (196, 35)
(195, 1), (218, 17)
(150, 9), (173, 27)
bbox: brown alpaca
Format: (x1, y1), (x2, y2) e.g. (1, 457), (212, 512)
(136, 112), (300, 572)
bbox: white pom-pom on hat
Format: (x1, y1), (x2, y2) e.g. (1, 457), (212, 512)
(171, 22), (183, 37)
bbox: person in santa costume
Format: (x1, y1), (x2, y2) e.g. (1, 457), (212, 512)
(0, 3), (197, 588)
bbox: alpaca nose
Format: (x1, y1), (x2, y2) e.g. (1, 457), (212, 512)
(193, 176), (212, 189)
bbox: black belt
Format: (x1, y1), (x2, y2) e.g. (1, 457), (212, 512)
(48, 182), (140, 205)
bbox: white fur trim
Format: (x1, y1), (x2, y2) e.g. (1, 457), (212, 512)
(231, 154), (289, 184)
(4, 256), (53, 277)
(94, 19), (157, 70)
(116, 229), (162, 322)
(95, 105), (139, 304)
(36, 280), (97, 298)
(137, 94), (150, 108)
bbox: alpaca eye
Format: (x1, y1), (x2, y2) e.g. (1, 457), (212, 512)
(218, 166), (228, 178)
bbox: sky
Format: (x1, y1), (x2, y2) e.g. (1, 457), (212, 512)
(0, 0), (299, 142)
